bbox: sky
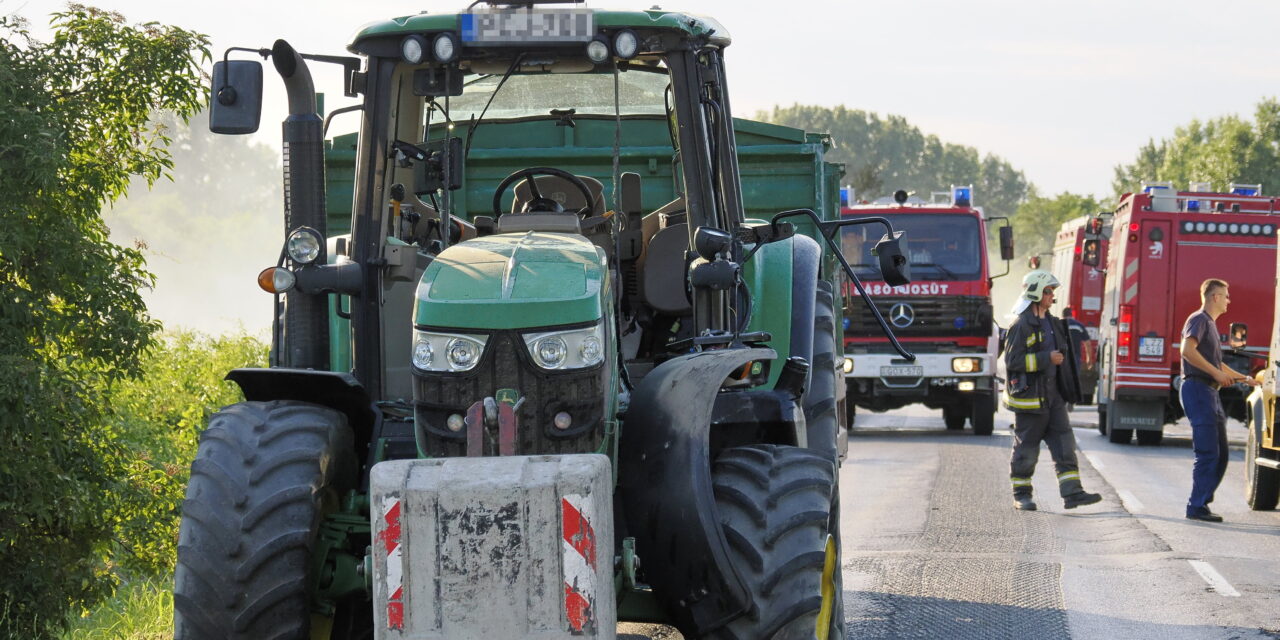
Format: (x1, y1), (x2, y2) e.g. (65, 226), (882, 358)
(10, 0), (1280, 333)
(15, 0), (1280, 197)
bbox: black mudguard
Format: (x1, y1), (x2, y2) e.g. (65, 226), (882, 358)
(226, 368), (378, 457)
(617, 347), (775, 636)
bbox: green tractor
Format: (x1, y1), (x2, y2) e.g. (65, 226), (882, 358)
(174, 4), (912, 639)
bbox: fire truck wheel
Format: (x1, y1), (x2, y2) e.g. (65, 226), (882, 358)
(943, 405), (967, 431)
(1136, 429), (1164, 446)
(712, 444), (841, 640)
(1097, 405), (1108, 436)
(1245, 413), (1280, 510)
(970, 393), (995, 436)
(173, 401), (361, 640)
(846, 403), (857, 431)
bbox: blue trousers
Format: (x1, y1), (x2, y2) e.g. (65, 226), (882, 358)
(1181, 377), (1228, 513)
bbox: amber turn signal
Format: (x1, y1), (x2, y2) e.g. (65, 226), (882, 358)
(257, 267), (296, 294)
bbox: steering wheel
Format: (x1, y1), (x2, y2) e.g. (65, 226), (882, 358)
(491, 167), (596, 218)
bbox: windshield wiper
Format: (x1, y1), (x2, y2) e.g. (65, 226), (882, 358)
(914, 262), (957, 279)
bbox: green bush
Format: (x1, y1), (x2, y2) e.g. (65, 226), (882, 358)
(105, 331), (268, 577)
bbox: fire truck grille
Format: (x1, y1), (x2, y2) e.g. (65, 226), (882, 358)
(412, 331), (607, 457)
(845, 295), (993, 338)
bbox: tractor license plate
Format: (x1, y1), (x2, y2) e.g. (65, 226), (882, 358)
(1138, 337), (1164, 357)
(461, 9), (594, 44)
(880, 365), (923, 378)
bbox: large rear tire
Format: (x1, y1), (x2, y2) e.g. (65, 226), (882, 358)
(1245, 409), (1280, 510)
(173, 401), (360, 640)
(805, 281), (842, 461)
(970, 393), (995, 436)
(712, 445), (841, 640)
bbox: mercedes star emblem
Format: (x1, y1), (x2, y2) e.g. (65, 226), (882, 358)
(889, 302), (915, 328)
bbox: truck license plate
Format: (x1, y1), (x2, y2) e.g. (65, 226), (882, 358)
(880, 365), (923, 377)
(462, 9), (594, 44)
(1138, 337), (1164, 357)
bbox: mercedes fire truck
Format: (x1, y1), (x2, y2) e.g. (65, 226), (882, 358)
(1098, 182), (1279, 445)
(840, 186), (1013, 434)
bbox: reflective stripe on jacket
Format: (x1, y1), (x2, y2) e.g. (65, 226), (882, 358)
(1002, 307), (1053, 414)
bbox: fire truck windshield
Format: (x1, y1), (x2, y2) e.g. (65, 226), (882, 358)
(841, 213), (982, 281)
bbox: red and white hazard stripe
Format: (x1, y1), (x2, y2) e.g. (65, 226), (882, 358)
(561, 494), (597, 633)
(377, 496), (405, 630)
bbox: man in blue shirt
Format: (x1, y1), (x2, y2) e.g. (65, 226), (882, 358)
(1180, 279), (1259, 522)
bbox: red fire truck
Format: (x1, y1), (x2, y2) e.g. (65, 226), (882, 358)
(1097, 181), (1279, 445)
(1050, 215), (1111, 403)
(840, 185), (1013, 435)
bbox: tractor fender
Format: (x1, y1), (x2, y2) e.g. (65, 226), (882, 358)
(787, 233), (821, 368)
(617, 347), (775, 636)
(226, 368), (378, 455)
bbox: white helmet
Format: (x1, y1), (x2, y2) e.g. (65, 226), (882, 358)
(1009, 270), (1060, 316)
(1021, 269), (1060, 302)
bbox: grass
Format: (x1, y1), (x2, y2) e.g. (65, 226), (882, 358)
(62, 578), (172, 640)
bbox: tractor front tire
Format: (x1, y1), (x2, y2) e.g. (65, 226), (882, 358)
(174, 401), (358, 640)
(712, 445), (841, 640)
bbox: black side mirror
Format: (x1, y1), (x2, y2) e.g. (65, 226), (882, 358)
(414, 137), (463, 194)
(1230, 322), (1248, 348)
(874, 231), (910, 286)
(693, 226), (733, 261)
(210, 60), (263, 135)
(999, 226), (1015, 262)
(1081, 238), (1101, 267)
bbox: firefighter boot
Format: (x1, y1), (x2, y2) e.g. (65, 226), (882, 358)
(1059, 470), (1102, 509)
(1012, 477), (1036, 510)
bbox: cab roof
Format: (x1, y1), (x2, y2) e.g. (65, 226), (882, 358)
(348, 8), (731, 54)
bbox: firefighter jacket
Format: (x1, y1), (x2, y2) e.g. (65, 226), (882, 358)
(1002, 307), (1079, 414)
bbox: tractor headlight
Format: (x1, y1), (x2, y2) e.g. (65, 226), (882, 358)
(287, 227), (323, 264)
(612, 29), (639, 59)
(412, 329), (488, 372)
(401, 35), (427, 64)
(586, 37), (610, 63)
(523, 322), (606, 370)
(432, 32), (459, 63)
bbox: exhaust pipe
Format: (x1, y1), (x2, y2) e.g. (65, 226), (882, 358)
(272, 39), (328, 370)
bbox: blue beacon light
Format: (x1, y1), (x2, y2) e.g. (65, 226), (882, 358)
(952, 186), (972, 207)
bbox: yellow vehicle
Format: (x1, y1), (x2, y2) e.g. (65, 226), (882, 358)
(1245, 231), (1280, 509)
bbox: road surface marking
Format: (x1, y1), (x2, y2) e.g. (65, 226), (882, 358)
(1189, 560), (1241, 597)
(1117, 489), (1144, 511)
(1083, 451), (1105, 470)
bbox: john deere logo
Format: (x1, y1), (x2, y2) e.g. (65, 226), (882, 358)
(889, 303), (915, 328)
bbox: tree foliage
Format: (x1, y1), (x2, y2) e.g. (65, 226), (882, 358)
(759, 104), (1030, 220)
(1112, 98), (1280, 197)
(1009, 189), (1105, 259)
(0, 7), (208, 637)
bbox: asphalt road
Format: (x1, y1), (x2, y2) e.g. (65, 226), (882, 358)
(622, 404), (1280, 639)
(842, 403), (1280, 639)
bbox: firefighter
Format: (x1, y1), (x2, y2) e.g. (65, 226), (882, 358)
(1003, 270), (1103, 511)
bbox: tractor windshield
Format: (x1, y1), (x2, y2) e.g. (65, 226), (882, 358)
(841, 213), (983, 281)
(444, 67), (670, 120)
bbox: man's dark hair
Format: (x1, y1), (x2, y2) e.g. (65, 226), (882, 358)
(1201, 278), (1229, 300)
